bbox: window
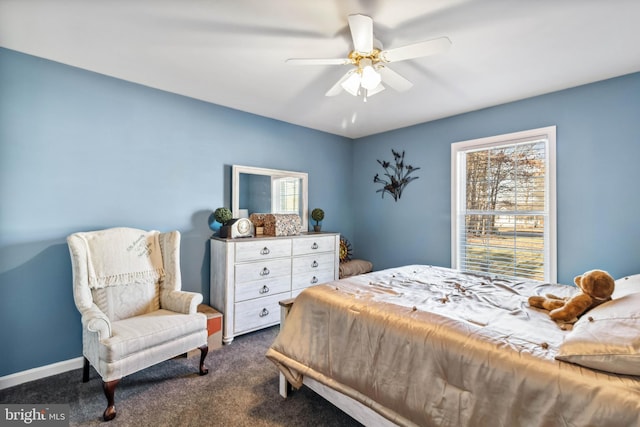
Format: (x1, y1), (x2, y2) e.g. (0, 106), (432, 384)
(272, 177), (300, 214)
(451, 126), (556, 282)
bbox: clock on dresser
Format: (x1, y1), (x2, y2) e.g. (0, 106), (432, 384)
(218, 218), (254, 238)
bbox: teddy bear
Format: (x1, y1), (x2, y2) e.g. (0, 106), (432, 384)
(528, 269), (615, 323)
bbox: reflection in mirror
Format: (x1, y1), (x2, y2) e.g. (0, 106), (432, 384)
(232, 165), (309, 231)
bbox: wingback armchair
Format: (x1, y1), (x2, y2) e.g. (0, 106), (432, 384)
(67, 227), (209, 421)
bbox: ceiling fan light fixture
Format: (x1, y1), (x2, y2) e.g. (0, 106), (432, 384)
(363, 82), (385, 103)
(367, 82), (385, 97)
(341, 71), (361, 96)
(361, 65), (381, 90)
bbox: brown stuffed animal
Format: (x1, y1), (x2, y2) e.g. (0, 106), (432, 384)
(528, 269), (615, 323)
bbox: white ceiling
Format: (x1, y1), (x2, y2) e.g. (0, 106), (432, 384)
(1, 1), (640, 138)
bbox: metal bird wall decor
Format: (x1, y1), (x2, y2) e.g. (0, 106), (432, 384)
(373, 149), (420, 201)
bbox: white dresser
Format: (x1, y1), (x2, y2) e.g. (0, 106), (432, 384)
(210, 232), (339, 343)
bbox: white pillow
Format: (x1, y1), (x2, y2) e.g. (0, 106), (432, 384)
(613, 274), (640, 299)
(556, 291), (640, 375)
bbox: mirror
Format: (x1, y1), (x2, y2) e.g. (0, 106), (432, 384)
(232, 165), (309, 231)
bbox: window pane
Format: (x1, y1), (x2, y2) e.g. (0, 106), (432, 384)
(461, 213), (544, 280)
(274, 177), (300, 213)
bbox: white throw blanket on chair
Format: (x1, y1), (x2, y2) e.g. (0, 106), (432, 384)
(79, 227), (165, 289)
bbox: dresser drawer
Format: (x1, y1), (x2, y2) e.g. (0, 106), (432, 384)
(234, 293), (287, 333)
(235, 277), (290, 302)
(235, 239), (291, 262)
(235, 258), (291, 284)
(292, 252), (335, 275)
(292, 235), (335, 255)
(292, 269), (336, 291)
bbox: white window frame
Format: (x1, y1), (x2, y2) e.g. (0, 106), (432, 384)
(451, 126), (557, 282)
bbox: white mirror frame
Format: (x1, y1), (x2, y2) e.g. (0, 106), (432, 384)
(232, 165), (309, 231)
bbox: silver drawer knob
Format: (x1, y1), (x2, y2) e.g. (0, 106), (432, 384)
(311, 276), (318, 284)
(260, 247), (270, 255)
(260, 267), (270, 276)
(311, 260), (318, 268)
(259, 285), (270, 294)
(311, 242), (318, 249)
(259, 308), (269, 317)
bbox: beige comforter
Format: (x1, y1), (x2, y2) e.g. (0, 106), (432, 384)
(266, 265), (640, 427)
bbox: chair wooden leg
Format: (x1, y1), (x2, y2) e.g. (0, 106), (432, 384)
(82, 357), (90, 383)
(94, 345), (206, 421)
(102, 379), (119, 421)
(199, 345), (209, 376)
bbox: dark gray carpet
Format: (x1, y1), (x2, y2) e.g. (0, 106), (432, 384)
(0, 326), (362, 426)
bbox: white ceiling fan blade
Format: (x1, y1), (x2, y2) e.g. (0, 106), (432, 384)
(325, 70), (355, 96)
(377, 66), (413, 92)
(286, 58), (351, 66)
(348, 14), (373, 53)
(380, 37), (451, 62)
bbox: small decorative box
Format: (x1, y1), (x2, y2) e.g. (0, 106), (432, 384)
(249, 213), (268, 226)
(249, 213), (269, 235)
(263, 214), (302, 236)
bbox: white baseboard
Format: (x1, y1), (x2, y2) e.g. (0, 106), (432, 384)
(0, 357), (84, 390)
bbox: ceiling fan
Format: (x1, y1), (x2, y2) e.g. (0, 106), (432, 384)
(286, 14), (451, 100)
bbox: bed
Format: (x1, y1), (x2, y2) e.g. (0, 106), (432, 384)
(266, 265), (640, 427)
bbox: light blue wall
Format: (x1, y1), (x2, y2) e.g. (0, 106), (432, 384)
(353, 72), (640, 285)
(2, 46), (639, 378)
(0, 48), (353, 376)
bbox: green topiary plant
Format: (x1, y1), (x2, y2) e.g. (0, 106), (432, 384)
(214, 207), (233, 225)
(311, 208), (324, 232)
(311, 208), (324, 225)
